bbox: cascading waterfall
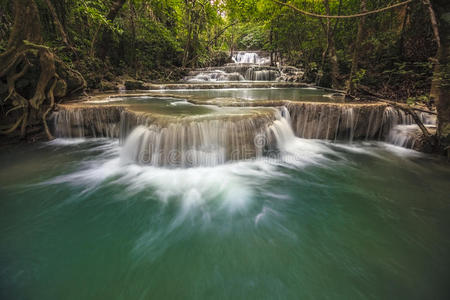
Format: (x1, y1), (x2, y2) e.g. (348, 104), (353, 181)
(52, 100), (436, 167)
(119, 107), (311, 167)
(232, 52), (269, 64)
(184, 70), (245, 82)
(120, 114), (278, 167)
(286, 103), (434, 145)
(383, 107), (436, 148)
(245, 69), (279, 81)
(287, 103), (383, 140)
(185, 66), (281, 82)
(52, 106), (124, 138)
(185, 51), (282, 82)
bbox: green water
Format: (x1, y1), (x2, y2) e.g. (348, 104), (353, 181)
(90, 96), (273, 117)
(90, 96), (215, 115)
(153, 87), (338, 102)
(1, 139), (449, 300)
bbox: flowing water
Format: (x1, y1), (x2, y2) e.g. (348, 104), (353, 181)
(153, 87), (338, 102)
(1, 89), (449, 299)
(185, 51), (285, 82)
(232, 51), (269, 64)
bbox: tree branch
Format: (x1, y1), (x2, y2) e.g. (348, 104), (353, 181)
(272, 0), (413, 19)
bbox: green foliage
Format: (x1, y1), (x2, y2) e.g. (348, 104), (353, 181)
(353, 68), (366, 85)
(407, 95), (430, 105)
(5, 0), (436, 95)
(74, 0), (123, 33)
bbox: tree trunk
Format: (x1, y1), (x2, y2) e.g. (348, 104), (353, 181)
(347, 0), (367, 95)
(44, 0), (70, 47)
(431, 0), (450, 156)
(129, 1), (137, 77)
(397, 4), (410, 58)
(97, 0), (127, 59)
(270, 27), (274, 66)
(182, 0), (193, 67)
(425, 0), (442, 100)
(328, 32), (340, 88)
(323, 0), (340, 89)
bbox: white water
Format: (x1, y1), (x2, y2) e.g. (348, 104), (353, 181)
(44, 108), (338, 216)
(185, 51), (280, 82)
(45, 109), (426, 220)
(232, 52), (269, 65)
(52, 99), (437, 156)
(119, 108), (281, 167)
(384, 109), (436, 148)
(185, 70), (245, 82)
(44, 105), (434, 230)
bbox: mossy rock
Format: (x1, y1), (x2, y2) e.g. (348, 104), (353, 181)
(54, 79), (67, 98)
(100, 80), (118, 91)
(125, 80), (147, 90)
(56, 60), (86, 95)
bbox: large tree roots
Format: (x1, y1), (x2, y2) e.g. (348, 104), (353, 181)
(0, 42), (85, 140)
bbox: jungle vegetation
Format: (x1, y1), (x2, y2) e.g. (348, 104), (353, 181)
(0, 0), (449, 153)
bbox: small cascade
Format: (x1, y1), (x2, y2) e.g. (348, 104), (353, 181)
(184, 70), (245, 82)
(383, 108), (436, 149)
(232, 51), (269, 64)
(286, 103), (386, 140)
(185, 51), (287, 82)
(267, 108), (296, 152)
(386, 125), (422, 148)
(184, 66), (280, 82)
(120, 112), (278, 167)
(285, 103), (436, 147)
(52, 106), (124, 138)
(245, 69), (279, 81)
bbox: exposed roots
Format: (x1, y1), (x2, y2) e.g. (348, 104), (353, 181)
(0, 114), (25, 135)
(0, 41), (82, 140)
(43, 77), (57, 140)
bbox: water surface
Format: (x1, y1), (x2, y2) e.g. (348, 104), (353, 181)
(153, 87), (339, 102)
(1, 138), (449, 299)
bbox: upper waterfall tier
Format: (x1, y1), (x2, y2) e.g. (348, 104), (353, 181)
(183, 51), (303, 82)
(232, 51), (270, 65)
(184, 65), (281, 82)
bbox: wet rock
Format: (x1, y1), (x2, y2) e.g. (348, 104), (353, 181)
(278, 66), (304, 83)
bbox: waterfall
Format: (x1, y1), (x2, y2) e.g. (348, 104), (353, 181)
(267, 109), (296, 153)
(120, 112), (279, 167)
(285, 102), (437, 147)
(184, 70), (245, 82)
(52, 101), (437, 164)
(52, 106), (124, 138)
(245, 68), (279, 81)
(383, 108), (436, 149)
(232, 52), (269, 64)
(185, 51), (283, 82)
(386, 125), (422, 148)
(286, 103), (386, 140)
